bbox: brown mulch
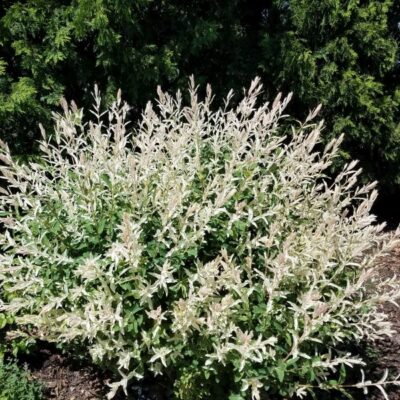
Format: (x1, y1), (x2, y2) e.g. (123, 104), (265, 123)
(29, 349), (106, 400)
(368, 245), (400, 400)
(25, 347), (168, 400)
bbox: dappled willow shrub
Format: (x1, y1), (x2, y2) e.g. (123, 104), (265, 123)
(0, 78), (399, 399)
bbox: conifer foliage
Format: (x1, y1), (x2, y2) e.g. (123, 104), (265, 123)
(0, 1), (399, 199)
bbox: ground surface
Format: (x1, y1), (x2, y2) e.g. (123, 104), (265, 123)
(17, 246), (400, 400)
(28, 349), (105, 400)
(24, 346), (169, 400)
(367, 245), (400, 400)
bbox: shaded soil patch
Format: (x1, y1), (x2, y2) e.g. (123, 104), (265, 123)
(366, 245), (400, 400)
(20, 345), (171, 400)
(24, 347), (106, 400)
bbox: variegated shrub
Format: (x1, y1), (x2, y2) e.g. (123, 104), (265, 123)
(0, 78), (399, 399)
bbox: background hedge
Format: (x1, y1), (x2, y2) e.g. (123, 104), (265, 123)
(0, 0), (399, 220)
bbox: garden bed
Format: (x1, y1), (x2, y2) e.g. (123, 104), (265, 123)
(28, 349), (105, 400)
(367, 245), (400, 400)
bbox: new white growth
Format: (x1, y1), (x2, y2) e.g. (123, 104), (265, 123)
(0, 78), (399, 399)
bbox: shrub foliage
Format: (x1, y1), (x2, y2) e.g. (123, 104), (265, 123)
(0, 80), (399, 399)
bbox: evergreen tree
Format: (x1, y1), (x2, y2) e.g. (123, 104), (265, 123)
(0, 0), (399, 211)
(260, 0), (400, 191)
(0, 0), (263, 153)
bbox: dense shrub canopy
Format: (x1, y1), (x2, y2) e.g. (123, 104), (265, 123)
(0, 80), (399, 399)
(0, 0), (399, 202)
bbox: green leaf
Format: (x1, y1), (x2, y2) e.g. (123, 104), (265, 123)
(275, 364), (285, 383)
(228, 394), (245, 400)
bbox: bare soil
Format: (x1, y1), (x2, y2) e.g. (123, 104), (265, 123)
(367, 245), (400, 400)
(28, 349), (106, 400)
(24, 346), (169, 400)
